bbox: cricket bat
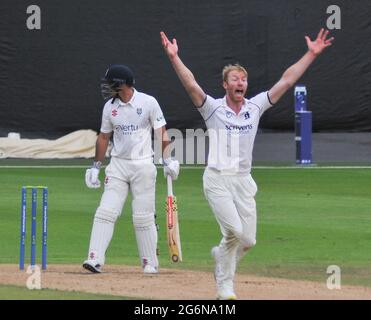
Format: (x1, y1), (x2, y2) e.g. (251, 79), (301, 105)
(166, 175), (182, 262)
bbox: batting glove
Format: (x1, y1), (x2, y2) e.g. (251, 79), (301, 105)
(85, 161), (102, 188)
(163, 158), (180, 180)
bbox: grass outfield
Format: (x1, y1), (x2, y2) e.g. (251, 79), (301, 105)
(0, 285), (131, 300)
(0, 165), (370, 294)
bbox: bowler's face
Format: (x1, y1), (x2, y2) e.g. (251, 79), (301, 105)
(223, 71), (248, 103)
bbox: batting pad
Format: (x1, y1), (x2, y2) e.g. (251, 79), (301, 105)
(95, 206), (121, 223)
(88, 216), (115, 265)
(132, 199), (158, 268)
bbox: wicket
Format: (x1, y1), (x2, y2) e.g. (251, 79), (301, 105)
(19, 186), (48, 270)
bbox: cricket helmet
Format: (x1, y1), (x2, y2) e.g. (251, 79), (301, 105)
(100, 64), (135, 100)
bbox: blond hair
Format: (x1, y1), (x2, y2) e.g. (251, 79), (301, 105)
(222, 64), (248, 82)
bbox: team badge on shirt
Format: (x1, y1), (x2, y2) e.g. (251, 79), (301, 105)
(112, 109), (118, 117)
(137, 108), (142, 115)
(226, 111), (233, 118)
(244, 112), (250, 120)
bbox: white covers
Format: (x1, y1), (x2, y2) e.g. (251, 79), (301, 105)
(0, 130), (98, 159)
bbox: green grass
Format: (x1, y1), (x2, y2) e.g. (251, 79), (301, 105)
(245, 168), (371, 285)
(0, 285), (129, 300)
(1, 165), (371, 298)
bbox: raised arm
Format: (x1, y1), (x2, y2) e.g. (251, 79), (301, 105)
(160, 31), (206, 108)
(268, 28), (334, 105)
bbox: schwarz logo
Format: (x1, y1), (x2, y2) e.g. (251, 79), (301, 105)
(137, 108), (142, 115)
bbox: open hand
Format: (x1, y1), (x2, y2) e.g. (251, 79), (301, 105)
(160, 31), (178, 59)
(305, 28), (334, 56)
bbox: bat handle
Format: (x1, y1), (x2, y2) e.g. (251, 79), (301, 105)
(167, 175), (173, 196)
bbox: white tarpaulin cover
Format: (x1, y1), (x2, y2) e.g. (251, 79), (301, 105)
(0, 130), (98, 159)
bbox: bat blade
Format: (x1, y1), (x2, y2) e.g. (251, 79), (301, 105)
(166, 176), (182, 262)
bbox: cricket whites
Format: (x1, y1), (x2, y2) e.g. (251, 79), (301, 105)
(166, 175), (182, 262)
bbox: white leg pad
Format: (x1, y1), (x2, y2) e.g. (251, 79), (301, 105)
(132, 199), (158, 269)
(87, 206), (120, 265)
(95, 205), (120, 223)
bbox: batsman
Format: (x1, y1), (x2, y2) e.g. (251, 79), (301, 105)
(83, 64), (179, 274)
(161, 29), (334, 299)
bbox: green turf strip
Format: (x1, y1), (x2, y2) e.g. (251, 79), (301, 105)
(1, 167), (370, 287)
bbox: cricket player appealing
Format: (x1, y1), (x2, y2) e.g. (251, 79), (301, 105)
(161, 29), (334, 299)
(83, 64), (180, 274)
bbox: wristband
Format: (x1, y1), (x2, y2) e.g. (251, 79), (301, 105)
(93, 161), (102, 169)
(163, 158), (172, 166)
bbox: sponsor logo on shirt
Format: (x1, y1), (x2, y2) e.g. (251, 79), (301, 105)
(115, 124), (139, 135)
(225, 124), (253, 134)
(156, 115), (164, 122)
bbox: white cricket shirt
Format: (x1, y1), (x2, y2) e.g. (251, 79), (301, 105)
(100, 89), (166, 160)
(198, 91), (273, 174)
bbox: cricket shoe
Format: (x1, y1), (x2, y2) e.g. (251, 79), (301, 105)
(82, 260), (102, 273)
(211, 246), (223, 286)
(217, 287), (237, 300)
(143, 265), (158, 274)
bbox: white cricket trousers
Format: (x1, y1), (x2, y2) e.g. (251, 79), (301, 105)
(203, 167), (258, 290)
(87, 156), (158, 268)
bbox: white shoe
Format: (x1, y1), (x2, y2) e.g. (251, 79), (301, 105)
(143, 265), (158, 274)
(211, 246), (222, 285)
(82, 260), (102, 273)
(217, 287), (237, 300)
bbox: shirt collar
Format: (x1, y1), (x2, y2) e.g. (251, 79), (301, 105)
(222, 96), (248, 114)
(117, 88), (137, 107)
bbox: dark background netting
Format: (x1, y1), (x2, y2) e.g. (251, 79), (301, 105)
(0, 0), (370, 137)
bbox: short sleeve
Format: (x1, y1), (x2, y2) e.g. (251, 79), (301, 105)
(249, 91), (273, 117)
(150, 98), (167, 129)
(100, 104), (113, 133)
(197, 95), (218, 121)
